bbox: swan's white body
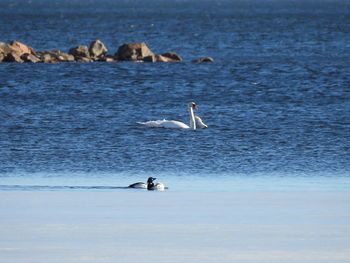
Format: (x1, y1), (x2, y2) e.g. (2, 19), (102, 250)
(137, 102), (207, 130)
(138, 119), (191, 129)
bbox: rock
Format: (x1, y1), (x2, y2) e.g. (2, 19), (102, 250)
(155, 54), (171, 62)
(99, 55), (116, 62)
(36, 50), (75, 63)
(36, 51), (57, 63)
(53, 51), (75, 62)
(3, 52), (24, 63)
(115, 42), (154, 61)
(161, 52), (182, 62)
(0, 42), (30, 63)
(76, 57), (92, 63)
(0, 51), (4, 62)
(104, 57), (115, 62)
(89, 40), (108, 59)
(193, 57), (214, 63)
(42, 54), (59, 63)
(69, 45), (90, 59)
(0, 42), (13, 56)
(21, 53), (41, 63)
(58, 53), (75, 62)
(143, 55), (156, 62)
(9, 40), (34, 56)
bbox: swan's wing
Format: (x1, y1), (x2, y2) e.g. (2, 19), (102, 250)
(194, 116), (208, 128)
(137, 120), (190, 129)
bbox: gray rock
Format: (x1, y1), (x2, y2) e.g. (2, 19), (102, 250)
(155, 54), (170, 62)
(69, 45), (90, 59)
(99, 55), (116, 62)
(76, 57), (92, 63)
(9, 40), (34, 56)
(21, 53), (41, 63)
(143, 55), (156, 62)
(161, 52), (182, 62)
(0, 42), (13, 56)
(89, 40), (108, 59)
(115, 43), (154, 61)
(3, 52), (24, 63)
(36, 50), (75, 63)
(57, 53), (75, 62)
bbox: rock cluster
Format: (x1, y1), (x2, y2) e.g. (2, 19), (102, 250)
(0, 40), (213, 63)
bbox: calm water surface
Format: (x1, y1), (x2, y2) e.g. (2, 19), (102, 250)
(0, 0), (349, 191)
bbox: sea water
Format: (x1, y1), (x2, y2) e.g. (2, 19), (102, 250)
(0, 0), (349, 192)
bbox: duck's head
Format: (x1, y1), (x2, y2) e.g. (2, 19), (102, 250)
(188, 102), (197, 110)
(147, 177), (156, 183)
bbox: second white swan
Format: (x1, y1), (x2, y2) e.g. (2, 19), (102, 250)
(137, 102), (207, 130)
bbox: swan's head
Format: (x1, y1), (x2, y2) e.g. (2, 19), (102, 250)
(188, 102), (198, 110)
(147, 177), (156, 183)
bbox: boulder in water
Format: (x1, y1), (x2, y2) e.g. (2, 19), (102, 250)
(89, 40), (108, 59)
(0, 42), (13, 56)
(161, 51), (182, 62)
(36, 50), (75, 63)
(0, 50), (5, 62)
(69, 45), (90, 59)
(155, 54), (170, 62)
(21, 53), (41, 63)
(76, 57), (93, 63)
(143, 55), (156, 62)
(193, 57), (214, 63)
(9, 40), (34, 56)
(115, 42), (154, 61)
(3, 51), (24, 63)
(0, 41), (36, 63)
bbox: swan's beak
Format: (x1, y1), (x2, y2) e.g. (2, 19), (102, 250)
(193, 105), (198, 110)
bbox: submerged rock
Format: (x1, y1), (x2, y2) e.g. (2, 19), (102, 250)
(115, 42), (154, 61)
(193, 57), (214, 62)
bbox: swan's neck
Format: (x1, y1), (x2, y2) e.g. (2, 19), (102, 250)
(188, 106), (196, 130)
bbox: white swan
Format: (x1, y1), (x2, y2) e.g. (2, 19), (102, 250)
(137, 102), (207, 130)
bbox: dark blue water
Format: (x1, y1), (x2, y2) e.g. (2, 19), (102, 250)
(1, 0), (349, 191)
